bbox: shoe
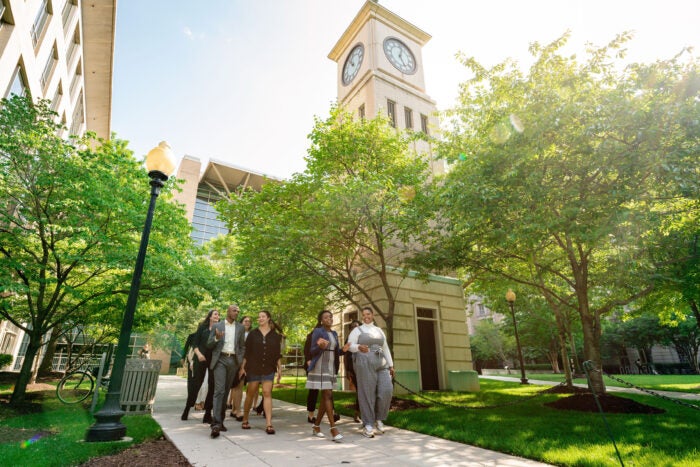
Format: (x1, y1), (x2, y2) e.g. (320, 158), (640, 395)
(265, 425), (276, 435)
(362, 426), (374, 438)
(219, 424), (227, 432)
(375, 421), (385, 434)
(226, 404), (232, 409)
(330, 427), (343, 441)
(241, 421), (251, 430)
(202, 411), (212, 424)
(312, 425), (325, 438)
(180, 407), (189, 421)
(307, 415), (316, 424)
(255, 402), (264, 415)
(210, 425), (220, 438)
(333, 413), (340, 422)
(235, 415), (244, 422)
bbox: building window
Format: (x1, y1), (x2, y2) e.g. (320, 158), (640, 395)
(70, 59), (82, 101)
(191, 184), (230, 246)
(417, 307), (435, 319)
(387, 99), (396, 127)
(30, 0), (51, 46)
(4, 65), (28, 98)
(61, 0), (76, 30)
(69, 90), (84, 135)
(51, 82), (63, 111)
(67, 26), (80, 64)
(420, 114), (429, 134)
(404, 107), (413, 130)
(477, 303), (486, 316)
(41, 44), (58, 92)
(358, 104), (365, 120)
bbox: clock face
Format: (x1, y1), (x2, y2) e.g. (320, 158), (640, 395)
(342, 44), (364, 85)
(383, 37), (416, 74)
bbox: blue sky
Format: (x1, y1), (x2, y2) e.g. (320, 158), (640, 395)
(111, 0), (700, 179)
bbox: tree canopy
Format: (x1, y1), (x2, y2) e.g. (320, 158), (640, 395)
(416, 33), (700, 392)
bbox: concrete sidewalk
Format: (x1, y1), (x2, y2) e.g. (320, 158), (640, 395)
(153, 376), (551, 467)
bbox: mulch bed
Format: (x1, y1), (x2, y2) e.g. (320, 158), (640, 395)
(543, 386), (666, 413)
(79, 437), (192, 467)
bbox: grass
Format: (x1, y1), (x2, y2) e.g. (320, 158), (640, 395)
(523, 373), (700, 394)
(0, 380), (162, 467)
(275, 375), (700, 467)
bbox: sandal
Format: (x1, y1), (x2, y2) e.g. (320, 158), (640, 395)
(312, 425), (325, 438)
(330, 427), (343, 441)
(265, 425), (276, 435)
(241, 421), (251, 430)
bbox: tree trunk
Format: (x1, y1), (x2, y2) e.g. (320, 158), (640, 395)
(10, 337), (42, 406)
(580, 311), (606, 393)
(38, 326), (60, 376)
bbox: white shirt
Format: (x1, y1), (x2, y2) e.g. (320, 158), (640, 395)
(222, 320), (236, 354)
(347, 323), (393, 368)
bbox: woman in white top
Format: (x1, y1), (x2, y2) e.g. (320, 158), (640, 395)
(346, 306), (395, 438)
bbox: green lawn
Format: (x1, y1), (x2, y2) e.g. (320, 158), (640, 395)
(523, 373), (700, 394)
(275, 376), (700, 467)
(0, 383), (162, 466)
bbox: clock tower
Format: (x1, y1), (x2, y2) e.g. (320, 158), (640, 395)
(328, 2), (474, 393)
(328, 0), (443, 174)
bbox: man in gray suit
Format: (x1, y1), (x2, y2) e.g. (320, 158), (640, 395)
(207, 304), (245, 438)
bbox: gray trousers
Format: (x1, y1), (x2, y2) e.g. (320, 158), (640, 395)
(354, 353), (392, 426)
(212, 355), (239, 425)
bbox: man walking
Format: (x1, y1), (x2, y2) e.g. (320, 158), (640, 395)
(207, 304), (245, 438)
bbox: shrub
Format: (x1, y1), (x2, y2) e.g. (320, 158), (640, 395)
(0, 354), (12, 368)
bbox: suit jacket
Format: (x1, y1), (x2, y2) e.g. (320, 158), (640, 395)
(207, 320), (245, 370)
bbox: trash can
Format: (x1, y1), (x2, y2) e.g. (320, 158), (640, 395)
(120, 359), (161, 414)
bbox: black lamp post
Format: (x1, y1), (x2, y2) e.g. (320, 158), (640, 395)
(86, 142), (175, 442)
(505, 289), (528, 385)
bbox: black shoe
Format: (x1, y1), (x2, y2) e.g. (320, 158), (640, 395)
(210, 425), (220, 438)
(219, 424), (228, 432)
(236, 415), (244, 422)
(255, 403), (264, 415)
(181, 407), (189, 421)
(307, 416), (315, 424)
(333, 413), (340, 422)
(226, 404), (232, 409)
(203, 412), (212, 424)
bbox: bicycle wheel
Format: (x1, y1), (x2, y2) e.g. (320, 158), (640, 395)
(56, 371), (94, 404)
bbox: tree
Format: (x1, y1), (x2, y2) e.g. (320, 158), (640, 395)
(659, 314), (700, 374)
(217, 107), (433, 348)
(0, 96), (193, 405)
(417, 34), (700, 393)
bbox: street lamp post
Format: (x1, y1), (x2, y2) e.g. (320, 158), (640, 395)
(86, 142), (175, 442)
(505, 289), (528, 385)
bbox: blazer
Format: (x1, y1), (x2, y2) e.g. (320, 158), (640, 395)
(307, 327), (341, 373)
(207, 320), (246, 370)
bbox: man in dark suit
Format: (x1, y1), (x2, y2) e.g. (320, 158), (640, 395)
(207, 304), (245, 438)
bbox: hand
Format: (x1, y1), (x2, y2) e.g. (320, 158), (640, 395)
(389, 367), (395, 378)
(317, 338), (329, 349)
(358, 345), (369, 353)
(197, 354), (206, 362)
(342, 342), (351, 352)
(276, 373), (281, 383)
(238, 367), (246, 378)
(215, 328), (224, 340)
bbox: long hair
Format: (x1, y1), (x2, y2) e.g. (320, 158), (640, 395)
(199, 309), (217, 328)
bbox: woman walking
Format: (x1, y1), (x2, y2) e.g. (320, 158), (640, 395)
(238, 310), (282, 434)
(307, 310), (343, 441)
(229, 315), (253, 420)
(342, 319), (362, 423)
(181, 309), (219, 422)
(347, 306), (394, 438)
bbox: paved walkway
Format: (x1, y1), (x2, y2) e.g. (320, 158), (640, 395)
(153, 376), (551, 467)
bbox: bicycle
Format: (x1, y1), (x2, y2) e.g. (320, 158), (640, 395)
(56, 365), (110, 404)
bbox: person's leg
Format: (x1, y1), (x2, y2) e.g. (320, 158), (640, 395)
(374, 368), (393, 430)
(232, 380), (244, 417)
(261, 379), (274, 428)
(242, 381), (259, 425)
(211, 361), (229, 427)
(183, 359), (205, 419)
(354, 356), (377, 431)
(306, 388), (319, 421)
(203, 368), (215, 423)
(220, 361), (238, 425)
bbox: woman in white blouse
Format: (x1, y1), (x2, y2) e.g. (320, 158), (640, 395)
(346, 306), (395, 438)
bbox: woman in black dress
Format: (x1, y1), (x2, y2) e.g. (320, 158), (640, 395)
(238, 310), (282, 434)
(181, 309), (219, 422)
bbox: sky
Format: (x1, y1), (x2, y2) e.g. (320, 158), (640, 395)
(111, 0), (700, 179)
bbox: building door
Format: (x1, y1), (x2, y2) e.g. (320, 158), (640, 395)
(417, 308), (439, 390)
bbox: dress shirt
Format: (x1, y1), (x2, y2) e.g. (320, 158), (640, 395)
(222, 320), (236, 354)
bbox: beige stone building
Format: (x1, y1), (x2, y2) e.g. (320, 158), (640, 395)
(326, 1), (473, 393)
(0, 0), (118, 372)
(0, 0), (115, 137)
